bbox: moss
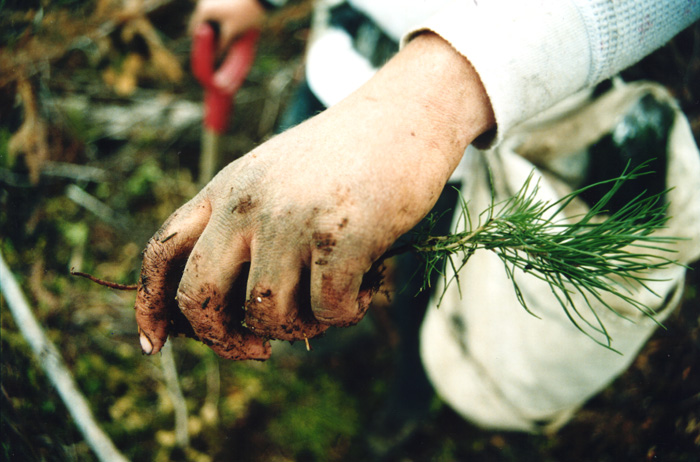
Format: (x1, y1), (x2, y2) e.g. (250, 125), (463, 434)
(265, 373), (359, 461)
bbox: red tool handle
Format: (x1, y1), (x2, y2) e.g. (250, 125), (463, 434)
(191, 23), (259, 134)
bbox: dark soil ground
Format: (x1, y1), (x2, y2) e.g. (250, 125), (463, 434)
(2, 2), (699, 461)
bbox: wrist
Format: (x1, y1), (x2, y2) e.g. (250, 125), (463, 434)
(404, 32), (495, 147)
(356, 32), (495, 170)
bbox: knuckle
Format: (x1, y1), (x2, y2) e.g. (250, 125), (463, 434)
(141, 238), (169, 267)
(311, 271), (372, 327)
(313, 307), (359, 328)
(175, 285), (204, 313)
(311, 227), (338, 255)
(176, 282), (224, 317)
(174, 283), (273, 360)
(314, 310), (364, 327)
(244, 309), (328, 341)
(214, 336), (271, 361)
(244, 283), (329, 340)
(243, 286), (288, 336)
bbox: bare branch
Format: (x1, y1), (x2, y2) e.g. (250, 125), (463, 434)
(0, 252), (129, 462)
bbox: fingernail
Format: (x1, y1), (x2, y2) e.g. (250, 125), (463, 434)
(140, 332), (153, 355)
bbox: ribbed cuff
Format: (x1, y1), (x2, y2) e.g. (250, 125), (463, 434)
(403, 0), (699, 147)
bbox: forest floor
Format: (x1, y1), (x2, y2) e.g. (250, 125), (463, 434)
(2, 1), (699, 461)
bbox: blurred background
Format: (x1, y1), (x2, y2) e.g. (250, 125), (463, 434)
(1, 1), (699, 461)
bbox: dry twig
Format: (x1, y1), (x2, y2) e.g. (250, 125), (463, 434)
(0, 252), (129, 462)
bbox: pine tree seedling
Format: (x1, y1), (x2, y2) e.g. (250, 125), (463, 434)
(383, 161), (681, 352)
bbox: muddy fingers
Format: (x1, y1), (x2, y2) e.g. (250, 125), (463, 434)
(309, 254), (379, 328)
(134, 200), (211, 355)
(173, 211), (274, 360)
(175, 273), (271, 360)
(244, 254), (329, 341)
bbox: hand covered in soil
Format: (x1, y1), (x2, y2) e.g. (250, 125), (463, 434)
(134, 33), (495, 360)
(189, 0), (265, 52)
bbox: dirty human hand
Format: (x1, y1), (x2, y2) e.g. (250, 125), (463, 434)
(189, 0), (266, 52)
(134, 33), (495, 360)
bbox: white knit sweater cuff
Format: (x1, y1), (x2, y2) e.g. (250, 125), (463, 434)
(403, 0), (699, 147)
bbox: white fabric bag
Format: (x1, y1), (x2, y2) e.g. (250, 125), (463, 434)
(420, 81), (700, 432)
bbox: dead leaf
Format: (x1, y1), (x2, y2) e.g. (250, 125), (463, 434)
(122, 15), (183, 83)
(8, 78), (50, 184)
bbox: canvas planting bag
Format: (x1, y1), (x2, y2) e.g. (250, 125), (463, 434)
(420, 80), (700, 432)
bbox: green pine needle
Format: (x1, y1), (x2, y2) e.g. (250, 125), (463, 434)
(386, 162), (681, 352)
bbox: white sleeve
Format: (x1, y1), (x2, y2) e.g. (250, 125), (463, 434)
(403, 0), (700, 146)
